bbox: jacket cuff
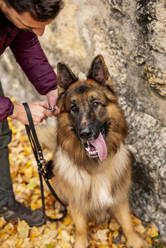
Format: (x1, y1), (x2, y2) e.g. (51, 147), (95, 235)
(0, 96), (14, 121)
(38, 84), (57, 95)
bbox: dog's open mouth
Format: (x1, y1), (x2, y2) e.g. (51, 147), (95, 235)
(84, 132), (107, 161)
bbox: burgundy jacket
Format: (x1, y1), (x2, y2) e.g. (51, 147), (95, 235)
(0, 12), (57, 121)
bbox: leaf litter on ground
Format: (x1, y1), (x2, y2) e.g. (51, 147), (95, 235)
(0, 118), (163, 248)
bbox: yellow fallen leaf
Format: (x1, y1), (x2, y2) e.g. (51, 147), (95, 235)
(26, 159), (33, 167)
(17, 220), (30, 239)
(11, 171), (17, 179)
(36, 198), (42, 208)
(58, 228), (63, 235)
(119, 245), (126, 248)
(147, 223), (158, 238)
(24, 147), (32, 156)
(30, 201), (38, 210)
(0, 232), (9, 242)
(112, 244), (118, 248)
(12, 127), (17, 135)
(27, 180), (38, 190)
(4, 223), (15, 235)
(46, 243), (55, 248)
(24, 166), (33, 178)
(44, 227), (50, 235)
(63, 217), (72, 226)
(135, 224), (146, 234)
(121, 235), (126, 242)
(30, 226), (41, 240)
(103, 220), (109, 229)
(132, 216), (142, 226)
(108, 232), (112, 245)
(112, 230), (119, 239)
(0, 217), (6, 228)
(10, 96), (16, 102)
(15, 239), (23, 248)
(146, 236), (152, 245)
(30, 197), (42, 210)
(9, 154), (12, 164)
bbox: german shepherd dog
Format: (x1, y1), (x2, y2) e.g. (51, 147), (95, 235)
(41, 55), (148, 248)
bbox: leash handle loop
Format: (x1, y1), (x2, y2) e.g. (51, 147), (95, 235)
(22, 102), (67, 222)
(23, 103), (45, 162)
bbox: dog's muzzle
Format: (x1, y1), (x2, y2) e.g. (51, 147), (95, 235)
(79, 127), (107, 161)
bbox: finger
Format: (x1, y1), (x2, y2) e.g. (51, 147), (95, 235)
(35, 115), (47, 124)
(43, 109), (55, 118)
(41, 116), (48, 122)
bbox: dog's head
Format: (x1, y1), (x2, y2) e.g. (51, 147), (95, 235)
(57, 55), (127, 162)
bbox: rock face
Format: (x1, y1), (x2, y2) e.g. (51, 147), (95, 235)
(0, 0), (166, 240)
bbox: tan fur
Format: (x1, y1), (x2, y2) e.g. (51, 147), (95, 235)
(36, 125), (57, 151)
(39, 56), (148, 248)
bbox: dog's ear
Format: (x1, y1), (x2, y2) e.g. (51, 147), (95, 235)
(88, 55), (116, 102)
(87, 55), (111, 85)
(57, 63), (78, 89)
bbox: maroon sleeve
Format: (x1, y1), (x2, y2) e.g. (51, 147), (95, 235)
(0, 96), (14, 122)
(10, 31), (57, 95)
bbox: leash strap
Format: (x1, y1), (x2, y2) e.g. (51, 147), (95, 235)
(23, 102), (67, 222)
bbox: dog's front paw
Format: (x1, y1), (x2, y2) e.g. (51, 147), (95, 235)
(74, 242), (88, 248)
(127, 233), (149, 248)
(74, 236), (88, 248)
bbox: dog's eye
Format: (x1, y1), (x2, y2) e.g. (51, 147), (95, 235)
(71, 105), (78, 112)
(92, 101), (100, 108)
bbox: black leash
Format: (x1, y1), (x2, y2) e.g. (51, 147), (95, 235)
(23, 102), (67, 222)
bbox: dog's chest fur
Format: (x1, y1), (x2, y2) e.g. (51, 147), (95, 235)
(53, 143), (129, 214)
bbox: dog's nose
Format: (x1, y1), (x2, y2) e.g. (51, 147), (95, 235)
(79, 127), (93, 139)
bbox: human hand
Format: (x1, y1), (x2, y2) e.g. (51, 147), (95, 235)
(45, 89), (60, 117)
(10, 102), (52, 125)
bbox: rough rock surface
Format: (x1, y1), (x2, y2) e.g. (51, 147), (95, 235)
(0, 0), (166, 241)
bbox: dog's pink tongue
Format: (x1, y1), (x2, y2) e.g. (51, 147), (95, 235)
(91, 133), (107, 161)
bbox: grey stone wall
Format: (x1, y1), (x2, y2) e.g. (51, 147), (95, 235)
(0, 0), (166, 241)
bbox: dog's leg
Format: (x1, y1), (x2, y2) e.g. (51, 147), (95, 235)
(71, 208), (88, 248)
(112, 200), (148, 248)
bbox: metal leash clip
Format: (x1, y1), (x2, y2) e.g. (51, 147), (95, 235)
(46, 106), (56, 112)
